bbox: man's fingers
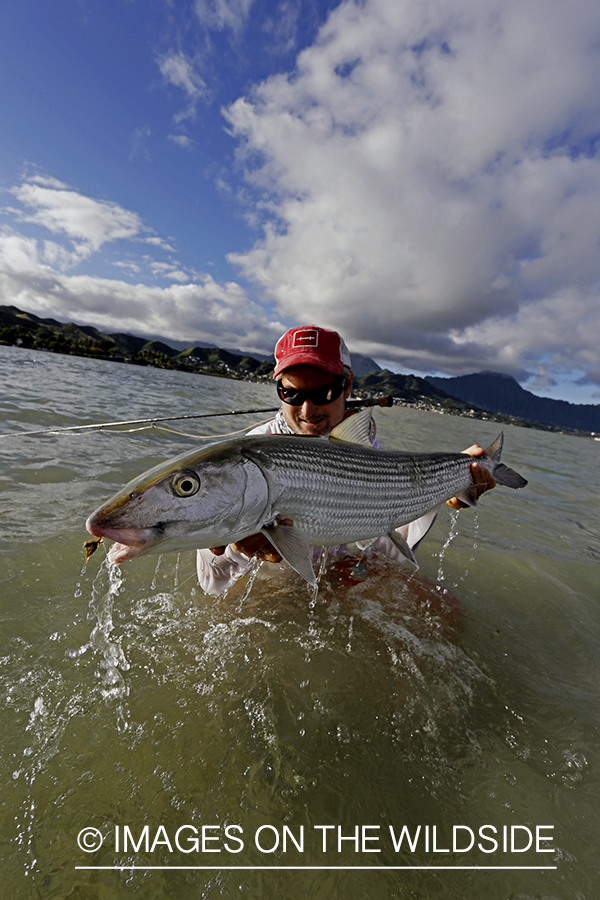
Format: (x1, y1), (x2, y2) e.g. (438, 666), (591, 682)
(462, 444), (484, 457)
(232, 533), (272, 557)
(230, 518), (294, 562)
(471, 461), (496, 490)
(446, 460), (497, 509)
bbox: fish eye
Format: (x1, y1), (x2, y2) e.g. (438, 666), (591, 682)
(171, 470), (200, 497)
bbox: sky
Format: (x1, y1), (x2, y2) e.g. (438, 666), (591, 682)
(1, 0), (599, 404)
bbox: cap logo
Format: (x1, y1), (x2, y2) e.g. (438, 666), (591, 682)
(292, 329), (319, 348)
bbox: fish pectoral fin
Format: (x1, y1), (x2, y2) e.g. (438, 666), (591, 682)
(261, 524), (317, 586)
(355, 538), (376, 550)
(386, 531), (419, 569)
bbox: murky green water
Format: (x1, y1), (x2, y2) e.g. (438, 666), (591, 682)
(1, 344), (599, 898)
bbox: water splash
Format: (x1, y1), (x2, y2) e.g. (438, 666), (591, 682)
(150, 554), (162, 591)
(457, 510), (479, 585)
(233, 557), (263, 611)
(88, 560), (131, 731)
(437, 509), (461, 582)
(14, 752), (38, 877)
(309, 546), (330, 609)
(173, 552), (181, 588)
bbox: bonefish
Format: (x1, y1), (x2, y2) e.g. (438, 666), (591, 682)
(86, 409), (527, 585)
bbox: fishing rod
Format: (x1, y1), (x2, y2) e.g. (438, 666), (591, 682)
(0, 395), (395, 439)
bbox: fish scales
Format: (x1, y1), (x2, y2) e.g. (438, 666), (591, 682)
(241, 438), (475, 544)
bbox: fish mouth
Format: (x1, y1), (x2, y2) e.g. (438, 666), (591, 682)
(85, 517), (161, 563)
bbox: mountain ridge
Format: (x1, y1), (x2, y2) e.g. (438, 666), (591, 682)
(426, 371), (599, 433)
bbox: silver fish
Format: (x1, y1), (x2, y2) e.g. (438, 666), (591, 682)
(85, 409), (527, 585)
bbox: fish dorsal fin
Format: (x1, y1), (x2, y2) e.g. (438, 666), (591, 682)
(261, 523), (316, 586)
(329, 407), (374, 446)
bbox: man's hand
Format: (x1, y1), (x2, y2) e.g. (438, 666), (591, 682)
(210, 519), (294, 563)
(446, 445), (496, 510)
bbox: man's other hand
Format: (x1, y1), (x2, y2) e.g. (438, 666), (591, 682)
(446, 445), (496, 510)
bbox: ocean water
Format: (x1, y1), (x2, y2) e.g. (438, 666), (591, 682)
(1, 343), (599, 899)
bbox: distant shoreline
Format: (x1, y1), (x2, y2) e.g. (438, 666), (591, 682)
(1, 336), (594, 439)
(2, 302), (597, 437)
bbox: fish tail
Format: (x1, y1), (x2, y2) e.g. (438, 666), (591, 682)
(492, 463), (528, 489)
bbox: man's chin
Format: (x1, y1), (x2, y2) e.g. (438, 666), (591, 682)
(296, 418), (330, 435)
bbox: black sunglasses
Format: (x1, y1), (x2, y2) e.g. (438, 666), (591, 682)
(277, 376), (346, 407)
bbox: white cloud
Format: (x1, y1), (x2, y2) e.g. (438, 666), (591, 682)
(0, 177), (283, 353)
(4, 0), (600, 400)
(159, 50), (207, 97)
(157, 51), (209, 123)
(4, 176), (178, 261)
(194, 0), (255, 37)
(9, 178), (145, 258)
(262, 1), (301, 56)
(223, 0), (600, 391)
(149, 260), (195, 282)
(41, 240), (82, 271)
(112, 260), (142, 275)
(0, 227), (283, 355)
(145, 235), (178, 253)
(168, 133), (194, 150)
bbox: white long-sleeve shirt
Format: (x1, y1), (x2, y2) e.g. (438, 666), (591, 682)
(196, 409), (438, 595)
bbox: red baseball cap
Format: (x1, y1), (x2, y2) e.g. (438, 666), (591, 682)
(273, 325), (352, 378)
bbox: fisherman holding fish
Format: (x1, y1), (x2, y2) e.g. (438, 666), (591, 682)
(196, 325), (496, 595)
(87, 324), (526, 584)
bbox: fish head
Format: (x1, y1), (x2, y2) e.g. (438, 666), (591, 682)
(85, 442), (270, 564)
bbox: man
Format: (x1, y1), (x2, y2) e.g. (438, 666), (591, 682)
(196, 325), (495, 594)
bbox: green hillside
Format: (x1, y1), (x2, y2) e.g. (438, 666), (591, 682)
(0, 305), (274, 379)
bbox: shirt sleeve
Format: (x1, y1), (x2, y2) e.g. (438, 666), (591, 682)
(196, 545), (256, 596)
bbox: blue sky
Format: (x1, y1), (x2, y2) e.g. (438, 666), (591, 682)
(1, 0), (600, 404)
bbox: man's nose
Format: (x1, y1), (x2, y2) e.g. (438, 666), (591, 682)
(300, 398), (318, 416)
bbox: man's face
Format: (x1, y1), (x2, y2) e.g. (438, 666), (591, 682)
(279, 364), (353, 435)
